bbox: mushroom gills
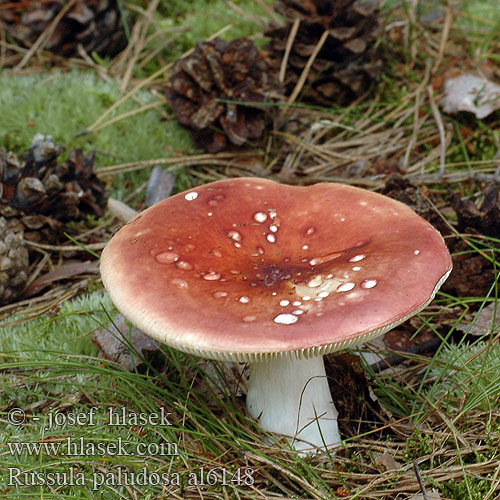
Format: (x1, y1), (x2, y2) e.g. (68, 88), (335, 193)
(247, 355), (340, 452)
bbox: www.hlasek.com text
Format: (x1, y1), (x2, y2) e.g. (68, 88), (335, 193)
(8, 436), (178, 457)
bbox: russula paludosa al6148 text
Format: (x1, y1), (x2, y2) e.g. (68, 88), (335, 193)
(100, 178), (452, 452)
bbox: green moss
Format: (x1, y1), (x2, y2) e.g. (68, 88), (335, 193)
(425, 342), (500, 413)
(171, 0), (271, 52)
(404, 430), (433, 463)
(0, 70), (195, 198)
(0, 292), (112, 360)
(0, 292), (113, 408)
(439, 476), (491, 500)
(458, 0), (500, 29)
(128, 0), (272, 77)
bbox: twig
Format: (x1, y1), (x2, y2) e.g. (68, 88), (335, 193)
(25, 241), (106, 252)
(83, 24), (233, 134)
(427, 85), (447, 175)
(85, 100), (164, 134)
(433, 6), (453, 73)
(107, 198), (139, 224)
(403, 60), (432, 170)
(413, 460), (430, 500)
(120, 0), (161, 92)
(95, 152), (256, 175)
(280, 18), (300, 84)
(15, 0), (78, 71)
(227, 1), (266, 27)
(288, 30), (329, 105)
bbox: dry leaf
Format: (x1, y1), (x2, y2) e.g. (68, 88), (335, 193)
(440, 74), (500, 119)
(23, 261), (98, 297)
(373, 450), (401, 471)
(457, 303), (500, 336)
(93, 314), (160, 371)
(145, 166), (175, 208)
(409, 488), (442, 500)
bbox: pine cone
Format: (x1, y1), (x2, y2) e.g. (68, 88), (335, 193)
(0, 0), (127, 58)
(0, 216), (29, 306)
(0, 134), (107, 243)
(166, 37), (276, 153)
(266, 0), (383, 104)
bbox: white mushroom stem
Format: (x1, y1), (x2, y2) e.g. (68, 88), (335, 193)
(246, 355), (340, 452)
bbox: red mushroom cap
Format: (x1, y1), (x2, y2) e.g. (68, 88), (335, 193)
(100, 178), (452, 361)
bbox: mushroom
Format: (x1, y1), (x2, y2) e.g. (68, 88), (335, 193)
(100, 178), (452, 452)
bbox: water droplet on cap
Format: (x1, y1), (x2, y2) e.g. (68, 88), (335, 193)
(239, 296), (250, 303)
(309, 251), (344, 266)
(253, 212), (268, 223)
(361, 279), (377, 289)
(243, 315), (256, 323)
(257, 246), (265, 255)
(227, 230), (242, 242)
(302, 245), (309, 250)
(279, 299), (290, 306)
(352, 266), (361, 271)
(155, 251), (179, 264)
(213, 291), (228, 299)
(307, 276), (323, 288)
(171, 279), (188, 288)
(269, 224), (278, 233)
(414, 250), (420, 255)
(292, 309), (304, 315)
(185, 192), (198, 201)
(306, 227), (315, 235)
(203, 272), (221, 281)
(337, 282), (355, 292)
(266, 234), (276, 243)
(348, 254), (365, 263)
(292, 300), (302, 306)
(176, 261), (193, 270)
(274, 313), (298, 325)
(318, 291), (329, 298)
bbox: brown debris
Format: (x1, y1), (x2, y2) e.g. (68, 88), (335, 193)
(266, 0), (383, 104)
(92, 314), (160, 372)
(382, 176), (498, 300)
(0, 135), (107, 244)
(441, 234), (495, 298)
(381, 174), (450, 236)
(166, 37), (277, 153)
(451, 182), (500, 238)
(0, 0), (127, 59)
(0, 216), (29, 306)
(441, 183), (500, 298)
(324, 352), (381, 436)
